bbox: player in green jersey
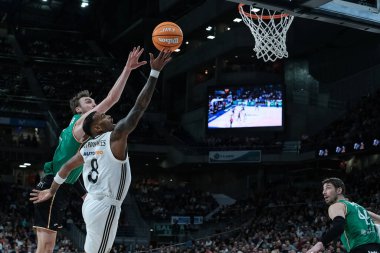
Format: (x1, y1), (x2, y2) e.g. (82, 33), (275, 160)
(33, 46), (147, 253)
(307, 178), (380, 253)
(30, 49), (172, 253)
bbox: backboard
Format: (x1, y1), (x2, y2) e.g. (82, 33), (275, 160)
(227, 0), (380, 33)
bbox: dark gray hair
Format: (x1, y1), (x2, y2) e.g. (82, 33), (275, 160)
(322, 177), (346, 195)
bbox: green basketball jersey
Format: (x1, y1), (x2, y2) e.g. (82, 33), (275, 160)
(339, 200), (380, 252)
(43, 114), (83, 184)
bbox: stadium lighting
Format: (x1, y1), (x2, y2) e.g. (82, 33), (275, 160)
(233, 18), (242, 23)
(252, 8), (261, 13)
(174, 48), (181, 52)
(24, 163), (31, 166)
(81, 1), (89, 8)
(207, 35), (215, 39)
(185, 41), (189, 45)
(206, 26), (213, 31)
(19, 165), (27, 168)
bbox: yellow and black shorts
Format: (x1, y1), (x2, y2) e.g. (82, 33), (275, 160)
(33, 175), (70, 232)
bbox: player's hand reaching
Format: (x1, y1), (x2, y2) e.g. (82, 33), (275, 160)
(29, 189), (54, 204)
(149, 49), (172, 71)
(125, 46), (147, 70)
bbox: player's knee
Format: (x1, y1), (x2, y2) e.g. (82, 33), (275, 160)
(43, 241), (55, 253)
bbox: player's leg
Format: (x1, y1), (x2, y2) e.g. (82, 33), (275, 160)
(35, 228), (57, 253)
(83, 196), (121, 253)
(33, 175), (69, 253)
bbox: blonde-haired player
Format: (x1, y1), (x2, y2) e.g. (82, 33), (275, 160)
(31, 50), (172, 253)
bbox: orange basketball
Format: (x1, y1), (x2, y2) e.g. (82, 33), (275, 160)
(152, 22), (183, 52)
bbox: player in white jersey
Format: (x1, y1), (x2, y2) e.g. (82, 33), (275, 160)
(30, 49), (172, 253)
(80, 131), (131, 253)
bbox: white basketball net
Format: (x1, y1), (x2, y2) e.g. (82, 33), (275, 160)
(239, 4), (294, 62)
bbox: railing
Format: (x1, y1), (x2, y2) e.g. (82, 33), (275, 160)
(124, 194), (151, 240)
(46, 110), (60, 141)
(63, 224), (86, 251)
(0, 146), (48, 161)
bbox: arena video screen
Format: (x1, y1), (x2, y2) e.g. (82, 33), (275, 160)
(207, 84), (283, 130)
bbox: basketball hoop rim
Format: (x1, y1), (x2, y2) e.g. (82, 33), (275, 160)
(238, 3), (290, 20)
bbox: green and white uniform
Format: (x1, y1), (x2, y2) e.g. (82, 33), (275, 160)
(339, 200), (380, 252)
(44, 114), (83, 184)
(33, 114), (85, 231)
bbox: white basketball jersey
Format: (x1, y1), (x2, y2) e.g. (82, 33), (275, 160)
(80, 131), (131, 202)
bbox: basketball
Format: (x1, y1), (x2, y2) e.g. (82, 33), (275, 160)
(152, 22), (183, 52)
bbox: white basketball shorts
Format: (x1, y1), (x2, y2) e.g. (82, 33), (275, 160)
(82, 194), (122, 253)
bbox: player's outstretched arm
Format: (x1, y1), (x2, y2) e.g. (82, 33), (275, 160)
(93, 46), (147, 113)
(110, 50), (172, 159)
(74, 47), (147, 139)
(29, 152), (84, 203)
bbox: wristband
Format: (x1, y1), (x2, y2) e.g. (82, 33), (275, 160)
(150, 69), (160, 78)
(54, 173), (66, 185)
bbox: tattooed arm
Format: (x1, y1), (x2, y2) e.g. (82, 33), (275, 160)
(110, 50), (172, 160)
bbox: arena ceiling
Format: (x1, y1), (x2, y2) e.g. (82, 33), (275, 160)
(1, 0), (380, 61)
